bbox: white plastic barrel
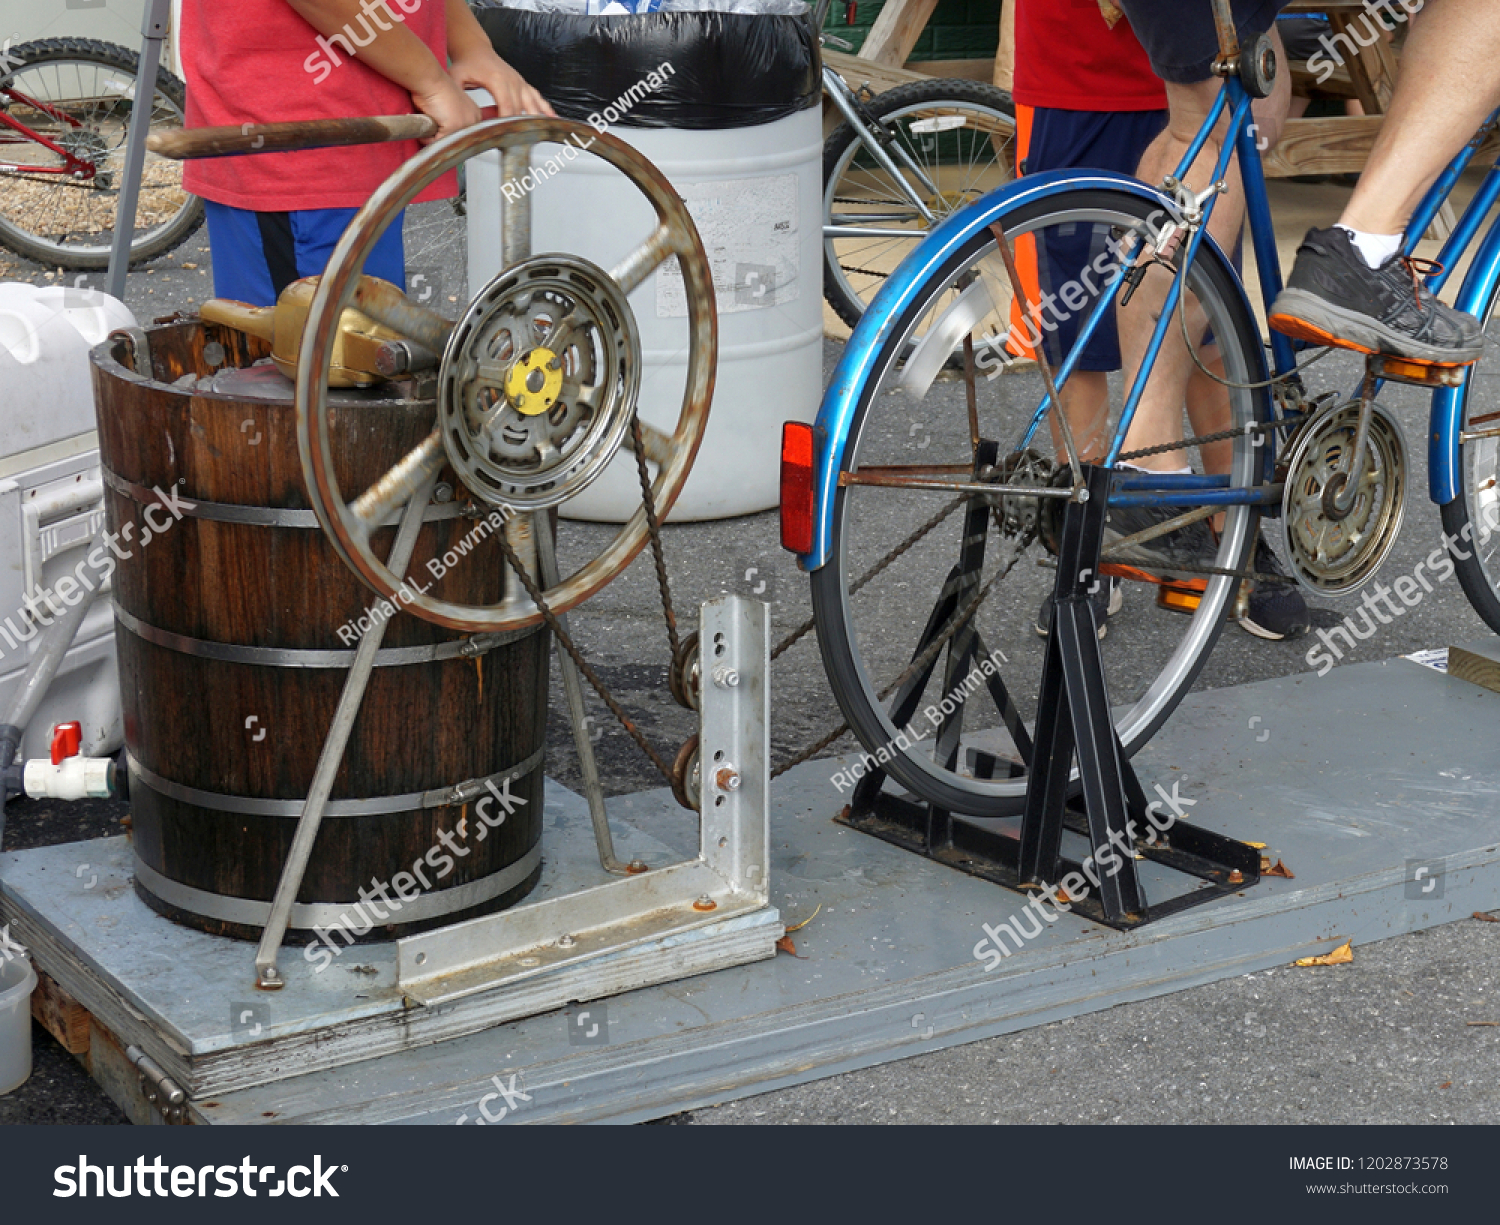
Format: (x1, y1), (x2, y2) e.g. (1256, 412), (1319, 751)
(467, 106), (823, 521)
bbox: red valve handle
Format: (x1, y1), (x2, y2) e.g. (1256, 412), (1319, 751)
(51, 721), (81, 765)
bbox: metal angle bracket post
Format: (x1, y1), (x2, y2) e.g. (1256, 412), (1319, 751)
(395, 595), (779, 1006)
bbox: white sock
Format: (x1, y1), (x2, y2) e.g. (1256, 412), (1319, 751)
(1335, 224), (1402, 270)
(1118, 462), (1192, 476)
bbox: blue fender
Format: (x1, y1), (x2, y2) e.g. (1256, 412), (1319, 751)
(1429, 220), (1500, 506)
(800, 169), (1248, 571)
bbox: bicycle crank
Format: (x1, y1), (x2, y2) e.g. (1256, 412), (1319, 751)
(1279, 397), (1407, 596)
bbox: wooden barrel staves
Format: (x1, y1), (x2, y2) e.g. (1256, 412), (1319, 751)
(90, 320), (548, 950)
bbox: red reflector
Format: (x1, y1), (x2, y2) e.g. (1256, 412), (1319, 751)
(51, 721), (82, 765)
(779, 421), (816, 555)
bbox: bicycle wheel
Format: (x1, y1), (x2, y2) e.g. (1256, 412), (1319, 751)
(1441, 274), (1500, 631)
(823, 78), (1015, 337)
(810, 187), (1270, 816)
(0, 38), (202, 269)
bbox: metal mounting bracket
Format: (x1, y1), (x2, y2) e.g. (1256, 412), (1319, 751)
(396, 595), (778, 1006)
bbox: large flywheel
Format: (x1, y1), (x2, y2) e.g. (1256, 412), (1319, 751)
(294, 117), (717, 632)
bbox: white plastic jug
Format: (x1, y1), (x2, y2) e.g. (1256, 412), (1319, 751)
(0, 952), (37, 1095)
(0, 283), (138, 458)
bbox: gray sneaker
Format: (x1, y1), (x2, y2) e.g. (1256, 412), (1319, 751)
(1270, 226), (1483, 365)
(1240, 537), (1311, 640)
(1100, 503), (1217, 582)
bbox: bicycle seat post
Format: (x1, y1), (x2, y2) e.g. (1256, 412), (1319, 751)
(1209, 0), (1240, 64)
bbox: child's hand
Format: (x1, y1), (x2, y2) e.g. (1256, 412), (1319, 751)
(411, 77), (484, 143)
(449, 49), (556, 119)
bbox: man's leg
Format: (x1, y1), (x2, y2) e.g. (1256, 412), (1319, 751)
(1271, 1), (1497, 363)
(1341, 0), (1500, 238)
(1117, 31), (1289, 469)
(1048, 370), (1111, 464)
(1182, 346), (1311, 639)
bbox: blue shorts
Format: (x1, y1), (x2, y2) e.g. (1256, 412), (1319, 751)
(1019, 107), (1240, 370)
(1021, 107), (1167, 372)
(1116, 0), (1286, 84)
(204, 201), (406, 307)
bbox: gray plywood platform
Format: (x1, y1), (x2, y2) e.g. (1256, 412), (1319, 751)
(5, 648), (1500, 1123)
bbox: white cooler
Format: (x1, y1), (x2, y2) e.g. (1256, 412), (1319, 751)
(0, 284), (137, 759)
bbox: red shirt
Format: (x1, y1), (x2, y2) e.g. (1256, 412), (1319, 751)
(1012, 0), (1167, 112)
(181, 1), (455, 212)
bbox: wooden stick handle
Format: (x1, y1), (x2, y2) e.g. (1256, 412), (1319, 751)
(147, 109), (498, 160)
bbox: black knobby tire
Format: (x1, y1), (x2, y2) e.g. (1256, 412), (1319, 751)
(822, 76), (1015, 335)
(809, 186), (1269, 816)
(1440, 273), (1500, 633)
(0, 38), (203, 268)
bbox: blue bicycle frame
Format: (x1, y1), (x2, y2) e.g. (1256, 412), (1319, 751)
(797, 66), (1500, 573)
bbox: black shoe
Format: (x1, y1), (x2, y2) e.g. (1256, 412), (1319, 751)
(1100, 502), (1217, 582)
(1035, 576), (1123, 640)
(1239, 537), (1311, 641)
(1269, 226), (1484, 365)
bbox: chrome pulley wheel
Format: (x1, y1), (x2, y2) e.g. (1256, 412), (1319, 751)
(438, 254), (641, 511)
(1280, 399), (1406, 596)
(295, 116), (717, 633)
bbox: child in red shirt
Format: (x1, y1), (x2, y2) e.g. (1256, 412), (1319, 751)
(181, 0), (552, 306)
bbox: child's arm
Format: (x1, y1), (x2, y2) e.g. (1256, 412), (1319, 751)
(445, 0), (556, 118)
(285, 0), (550, 140)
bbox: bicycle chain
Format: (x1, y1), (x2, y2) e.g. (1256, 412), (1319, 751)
(1115, 416), (1283, 463)
(529, 401), (1294, 788)
(494, 412), (689, 788)
(770, 494), (966, 661)
(770, 519), (1035, 779)
(497, 524), (678, 784)
(629, 415), (682, 661)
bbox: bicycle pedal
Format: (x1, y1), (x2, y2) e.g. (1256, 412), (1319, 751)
(1366, 353), (1469, 388)
(1155, 577), (1206, 614)
(1101, 562), (1199, 589)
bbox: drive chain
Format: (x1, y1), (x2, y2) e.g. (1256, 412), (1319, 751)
(497, 518), (677, 787)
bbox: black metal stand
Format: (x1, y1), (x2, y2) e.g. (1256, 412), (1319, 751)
(837, 462), (1259, 929)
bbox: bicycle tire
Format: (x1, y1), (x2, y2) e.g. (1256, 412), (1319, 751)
(809, 186), (1269, 816)
(0, 38), (203, 269)
(1441, 273), (1500, 632)
(823, 77), (1015, 336)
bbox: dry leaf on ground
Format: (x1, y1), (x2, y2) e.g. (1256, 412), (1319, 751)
(1295, 939), (1353, 967)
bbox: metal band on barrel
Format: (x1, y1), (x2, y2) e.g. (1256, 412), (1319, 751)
(102, 468), (469, 528)
(126, 747), (544, 817)
(132, 844), (542, 930)
(113, 604), (526, 668)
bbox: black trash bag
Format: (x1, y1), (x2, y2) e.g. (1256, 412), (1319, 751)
(473, 3), (821, 130)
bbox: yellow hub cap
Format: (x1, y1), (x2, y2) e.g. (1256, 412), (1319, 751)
(505, 346), (563, 416)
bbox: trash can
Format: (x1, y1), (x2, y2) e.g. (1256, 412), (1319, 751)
(472, 0), (823, 521)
